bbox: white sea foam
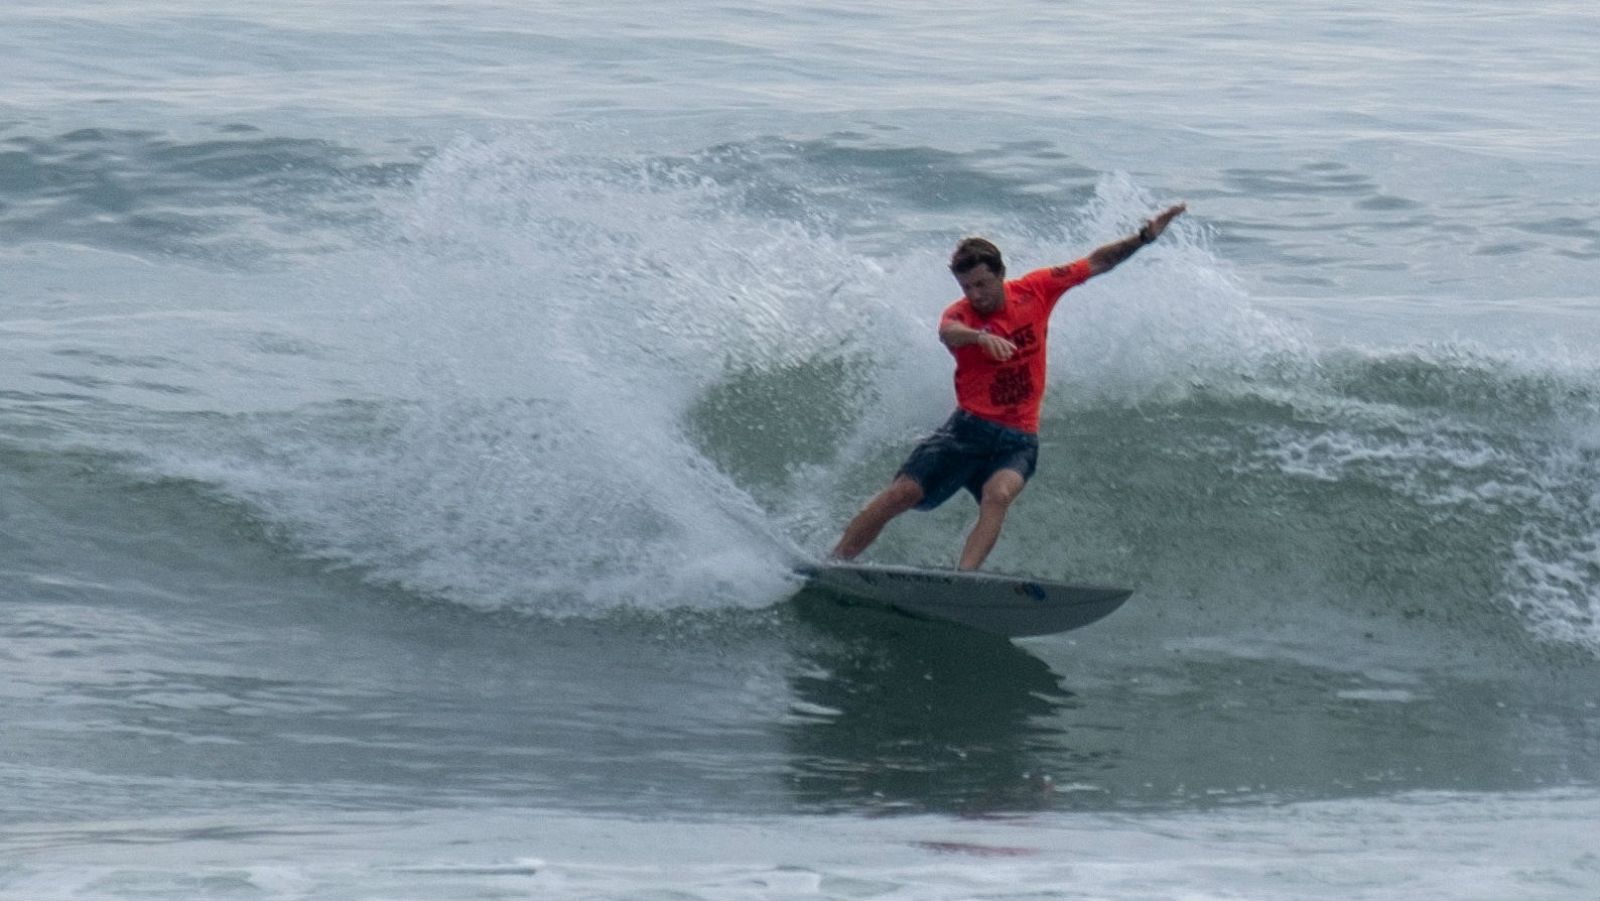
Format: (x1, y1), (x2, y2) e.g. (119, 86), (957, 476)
(6, 789), (1598, 900)
(197, 133), (890, 612)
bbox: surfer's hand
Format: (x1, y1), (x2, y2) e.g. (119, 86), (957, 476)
(1141, 202), (1187, 242)
(976, 332), (1017, 361)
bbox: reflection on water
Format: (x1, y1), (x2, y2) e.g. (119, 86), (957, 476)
(780, 589), (1600, 817)
(784, 592), (1099, 815)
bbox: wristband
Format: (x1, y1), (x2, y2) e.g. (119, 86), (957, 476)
(1138, 223), (1154, 244)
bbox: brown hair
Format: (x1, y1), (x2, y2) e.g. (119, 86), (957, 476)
(949, 237), (1004, 276)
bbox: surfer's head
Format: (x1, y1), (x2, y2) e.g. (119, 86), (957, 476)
(950, 237), (1006, 314)
(950, 237), (1004, 277)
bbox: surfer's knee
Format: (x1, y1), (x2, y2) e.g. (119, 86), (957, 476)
(882, 476), (924, 512)
(980, 471), (1025, 509)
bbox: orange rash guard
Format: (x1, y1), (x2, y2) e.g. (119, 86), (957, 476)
(938, 259), (1093, 434)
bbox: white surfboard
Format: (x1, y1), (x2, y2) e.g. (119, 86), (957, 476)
(796, 561), (1132, 638)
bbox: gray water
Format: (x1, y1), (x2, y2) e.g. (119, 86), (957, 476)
(3, 1), (1599, 897)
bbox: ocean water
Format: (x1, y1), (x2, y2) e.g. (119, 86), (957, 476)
(3, 0), (1599, 898)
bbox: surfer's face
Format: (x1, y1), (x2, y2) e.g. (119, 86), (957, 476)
(955, 265), (1006, 315)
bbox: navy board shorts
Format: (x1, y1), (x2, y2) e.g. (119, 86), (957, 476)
(897, 409), (1039, 511)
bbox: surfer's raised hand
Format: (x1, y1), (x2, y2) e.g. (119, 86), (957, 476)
(1140, 202), (1187, 243)
(1088, 202), (1189, 274)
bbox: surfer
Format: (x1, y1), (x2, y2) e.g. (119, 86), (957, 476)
(831, 202), (1188, 570)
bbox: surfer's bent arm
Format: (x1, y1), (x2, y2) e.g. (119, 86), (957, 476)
(940, 320), (1016, 362)
(1085, 202), (1188, 275)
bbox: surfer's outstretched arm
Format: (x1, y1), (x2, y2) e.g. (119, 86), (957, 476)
(1086, 202), (1187, 275)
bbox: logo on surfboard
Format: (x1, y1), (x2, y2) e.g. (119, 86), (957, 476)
(1014, 582), (1048, 602)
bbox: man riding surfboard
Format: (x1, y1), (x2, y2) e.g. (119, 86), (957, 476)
(831, 202), (1187, 571)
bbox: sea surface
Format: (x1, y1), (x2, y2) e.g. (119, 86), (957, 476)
(3, 1), (1599, 898)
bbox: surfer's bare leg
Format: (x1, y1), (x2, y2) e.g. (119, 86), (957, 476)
(832, 476), (924, 561)
(958, 468), (1026, 571)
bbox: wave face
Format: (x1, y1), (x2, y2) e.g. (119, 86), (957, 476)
(4, 129), (1599, 662)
